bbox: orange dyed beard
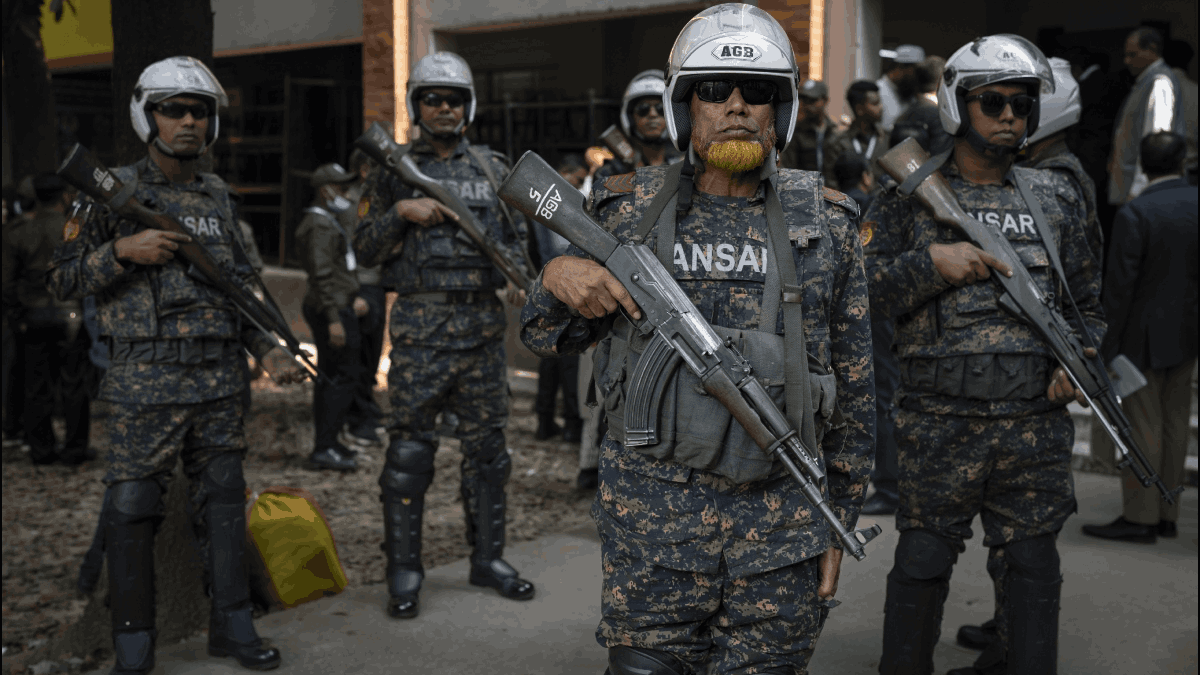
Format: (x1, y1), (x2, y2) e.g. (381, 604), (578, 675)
(701, 140), (766, 173)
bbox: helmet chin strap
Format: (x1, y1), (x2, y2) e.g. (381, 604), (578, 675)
(963, 126), (1025, 157)
(153, 136), (205, 160)
(419, 119), (465, 141)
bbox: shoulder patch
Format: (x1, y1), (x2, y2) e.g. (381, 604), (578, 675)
(62, 213), (83, 242)
(822, 186), (860, 217)
(602, 172), (636, 194)
(858, 220), (876, 247)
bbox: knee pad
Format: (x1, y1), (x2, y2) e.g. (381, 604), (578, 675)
(107, 480), (164, 526)
(380, 439), (436, 496)
(1004, 534), (1060, 582)
(608, 646), (690, 675)
(200, 453), (246, 505)
(895, 529), (957, 582)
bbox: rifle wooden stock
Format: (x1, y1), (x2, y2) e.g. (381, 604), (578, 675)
(877, 138), (1180, 504)
(354, 123), (534, 291)
(599, 125), (636, 166)
(56, 143), (325, 384)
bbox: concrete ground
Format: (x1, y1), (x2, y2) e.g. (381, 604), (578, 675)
(148, 471), (1197, 675)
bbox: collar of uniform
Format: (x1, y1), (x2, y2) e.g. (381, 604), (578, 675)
(694, 182), (767, 205)
(1135, 58), (1167, 84)
(941, 153), (1022, 187)
(137, 155), (213, 191)
(410, 135), (471, 158)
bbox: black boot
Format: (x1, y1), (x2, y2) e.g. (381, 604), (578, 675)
(105, 481), (162, 675)
(200, 455), (281, 670)
(1005, 574), (1061, 675)
(879, 570), (950, 675)
(463, 447), (535, 601)
(382, 494), (425, 619)
(307, 444), (358, 471)
(956, 618), (999, 650)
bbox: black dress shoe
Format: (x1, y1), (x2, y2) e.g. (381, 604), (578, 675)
(860, 491), (898, 515)
(956, 618), (998, 650)
(576, 468), (599, 490)
(946, 665), (1004, 675)
(207, 606), (281, 671)
(1081, 516), (1156, 543)
(1158, 520), (1177, 538)
(387, 592), (420, 619)
(470, 559), (535, 600)
(307, 445), (358, 471)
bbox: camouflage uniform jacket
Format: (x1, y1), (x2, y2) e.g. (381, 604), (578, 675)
(1019, 137), (1103, 262)
(342, 180), (382, 286)
(296, 205), (360, 324)
(520, 165), (875, 573)
(47, 157), (275, 404)
(823, 122), (889, 187)
(3, 208), (80, 324)
(863, 158), (1105, 418)
(353, 137), (529, 351)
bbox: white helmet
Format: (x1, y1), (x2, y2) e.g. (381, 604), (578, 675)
(664, 3), (798, 152)
(620, 69), (667, 140)
(938, 34), (1054, 148)
(406, 52), (476, 137)
(130, 56), (228, 157)
(1027, 57), (1080, 144)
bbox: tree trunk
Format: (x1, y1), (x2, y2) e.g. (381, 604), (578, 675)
(111, 0), (215, 166)
(2, 0), (60, 179)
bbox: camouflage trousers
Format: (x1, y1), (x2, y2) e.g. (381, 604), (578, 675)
(385, 339), (509, 448)
(894, 406), (1076, 651)
(594, 529), (833, 674)
(103, 394), (247, 488)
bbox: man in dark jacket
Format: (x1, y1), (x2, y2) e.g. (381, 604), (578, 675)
(1083, 131), (1197, 544)
(296, 162), (364, 471)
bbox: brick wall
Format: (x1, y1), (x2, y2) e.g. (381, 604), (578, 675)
(759, 0), (816, 79)
(362, 0), (395, 131)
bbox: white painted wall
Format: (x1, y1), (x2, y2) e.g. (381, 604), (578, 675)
(212, 0), (363, 51)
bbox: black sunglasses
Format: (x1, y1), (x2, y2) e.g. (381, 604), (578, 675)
(419, 91), (467, 109)
(694, 80), (778, 106)
(634, 101), (664, 117)
(155, 102), (211, 120)
(965, 92), (1035, 118)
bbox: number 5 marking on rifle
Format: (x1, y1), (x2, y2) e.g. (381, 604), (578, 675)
(531, 183), (562, 220)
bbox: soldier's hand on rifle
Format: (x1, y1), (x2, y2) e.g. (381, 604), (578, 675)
(328, 320), (347, 348)
(260, 346), (309, 385)
(1048, 351), (1096, 405)
(929, 241), (1012, 287)
(818, 545), (844, 600)
(352, 296), (370, 317)
(501, 282), (527, 307)
(113, 230), (192, 266)
(396, 198), (459, 227)
(542, 256), (642, 322)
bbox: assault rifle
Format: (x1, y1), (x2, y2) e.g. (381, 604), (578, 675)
(877, 138), (1181, 504)
(57, 143), (325, 385)
(353, 122), (534, 291)
(498, 151), (882, 561)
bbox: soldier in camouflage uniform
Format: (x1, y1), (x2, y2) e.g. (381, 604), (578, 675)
(864, 37), (1105, 675)
(47, 57), (303, 674)
(521, 6), (874, 674)
(353, 52), (535, 620)
(594, 70), (682, 184)
(954, 54), (1103, 657)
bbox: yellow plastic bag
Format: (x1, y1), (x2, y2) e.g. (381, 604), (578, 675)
(246, 487), (348, 609)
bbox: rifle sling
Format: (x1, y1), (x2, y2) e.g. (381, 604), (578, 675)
(632, 161), (818, 452)
(466, 145), (535, 273)
(1012, 170), (1099, 351)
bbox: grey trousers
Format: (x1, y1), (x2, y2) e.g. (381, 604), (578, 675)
(1122, 358), (1196, 525)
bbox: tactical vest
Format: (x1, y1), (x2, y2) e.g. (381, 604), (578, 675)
(591, 163), (851, 484)
(381, 147), (512, 294)
(895, 166), (1063, 400)
(96, 159), (254, 360)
